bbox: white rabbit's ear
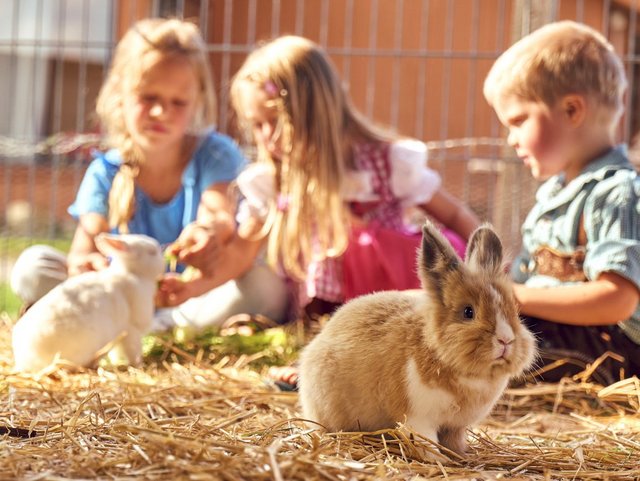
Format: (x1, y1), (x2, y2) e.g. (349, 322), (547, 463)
(418, 221), (461, 295)
(95, 233), (129, 256)
(465, 224), (503, 275)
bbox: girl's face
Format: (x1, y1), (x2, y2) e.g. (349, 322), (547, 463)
(237, 81), (284, 160)
(123, 56), (199, 155)
(494, 95), (574, 181)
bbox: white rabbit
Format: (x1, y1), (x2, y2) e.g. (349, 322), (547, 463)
(12, 233), (165, 372)
(298, 221), (536, 457)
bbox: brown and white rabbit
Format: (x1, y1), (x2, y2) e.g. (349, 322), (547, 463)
(12, 233), (165, 373)
(298, 221), (536, 456)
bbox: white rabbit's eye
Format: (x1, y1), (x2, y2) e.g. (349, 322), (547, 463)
(463, 305), (475, 320)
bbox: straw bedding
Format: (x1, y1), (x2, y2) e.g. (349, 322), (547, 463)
(1, 313), (638, 480)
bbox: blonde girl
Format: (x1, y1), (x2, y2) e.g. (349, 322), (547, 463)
(161, 35), (479, 324)
(11, 18), (288, 330)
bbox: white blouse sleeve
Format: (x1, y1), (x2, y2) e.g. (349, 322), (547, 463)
(389, 139), (441, 206)
(235, 163), (276, 223)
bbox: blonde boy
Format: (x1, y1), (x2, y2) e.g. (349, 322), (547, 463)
(484, 20), (640, 384)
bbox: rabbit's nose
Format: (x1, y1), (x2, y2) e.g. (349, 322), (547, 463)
(498, 342), (511, 359)
(495, 317), (515, 345)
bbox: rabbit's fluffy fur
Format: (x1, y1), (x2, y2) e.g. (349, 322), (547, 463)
(298, 222), (536, 456)
(12, 233), (165, 372)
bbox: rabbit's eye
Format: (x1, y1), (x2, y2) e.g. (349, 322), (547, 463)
(462, 305), (475, 320)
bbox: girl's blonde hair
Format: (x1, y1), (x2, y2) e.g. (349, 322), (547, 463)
(97, 18), (217, 233)
(484, 21), (627, 126)
(230, 35), (392, 280)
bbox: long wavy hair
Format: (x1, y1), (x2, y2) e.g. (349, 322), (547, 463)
(96, 18), (217, 232)
(230, 35), (392, 280)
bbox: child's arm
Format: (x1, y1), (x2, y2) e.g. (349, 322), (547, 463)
(166, 182), (236, 277)
(67, 213), (110, 276)
(158, 219), (265, 306)
(418, 188), (480, 241)
(513, 271), (639, 325)
(196, 182), (236, 240)
(158, 163), (275, 306)
(386, 139), (480, 241)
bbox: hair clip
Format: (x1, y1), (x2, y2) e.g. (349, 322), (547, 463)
(264, 81), (278, 96)
(264, 80), (287, 98)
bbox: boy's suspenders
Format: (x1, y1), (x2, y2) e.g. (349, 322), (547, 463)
(530, 163), (627, 283)
(531, 215), (587, 282)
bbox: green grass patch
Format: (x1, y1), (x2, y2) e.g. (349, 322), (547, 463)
(0, 236), (71, 317)
(0, 236), (72, 258)
(0, 281), (21, 318)
(143, 326), (302, 369)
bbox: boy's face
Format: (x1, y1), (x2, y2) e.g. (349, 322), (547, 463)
(494, 95), (573, 181)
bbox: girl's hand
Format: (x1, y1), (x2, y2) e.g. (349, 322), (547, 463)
(166, 223), (222, 277)
(156, 271), (204, 307)
(68, 252), (109, 277)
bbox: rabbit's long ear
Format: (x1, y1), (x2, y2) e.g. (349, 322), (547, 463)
(418, 221), (461, 298)
(465, 224), (502, 275)
(95, 233), (129, 256)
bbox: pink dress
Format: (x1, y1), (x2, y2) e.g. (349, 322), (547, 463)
(236, 139), (466, 313)
(312, 140), (465, 303)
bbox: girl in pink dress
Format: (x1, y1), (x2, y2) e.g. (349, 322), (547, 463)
(228, 35), (479, 315)
(159, 35), (480, 388)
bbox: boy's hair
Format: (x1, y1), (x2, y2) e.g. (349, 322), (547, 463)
(230, 35), (393, 280)
(96, 18), (216, 233)
(484, 20), (627, 125)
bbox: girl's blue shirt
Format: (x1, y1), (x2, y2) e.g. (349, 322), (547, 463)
(68, 131), (246, 248)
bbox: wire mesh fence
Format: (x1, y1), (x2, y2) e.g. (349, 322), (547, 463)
(1, 0), (639, 310)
